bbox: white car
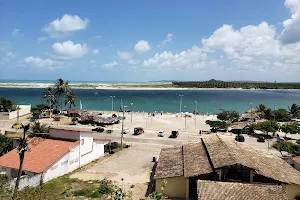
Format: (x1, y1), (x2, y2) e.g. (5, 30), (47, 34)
(122, 128), (130, 134)
(157, 131), (166, 137)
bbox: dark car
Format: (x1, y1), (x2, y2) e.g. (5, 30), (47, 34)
(235, 134), (245, 142)
(257, 136), (265, 143)
(134, 127), (144, 135)
(296, 140), (300, 145)
(169, 130), (179, 138)
(92, 127), (104, 132)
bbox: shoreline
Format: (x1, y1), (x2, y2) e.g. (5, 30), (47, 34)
(0, 83), (300, 91)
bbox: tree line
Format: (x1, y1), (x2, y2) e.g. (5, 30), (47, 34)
(172, 79), (300, 89)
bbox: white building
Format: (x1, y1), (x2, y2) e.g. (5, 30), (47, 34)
(0, 127), (110, 190)
(0, 105), (31, 120)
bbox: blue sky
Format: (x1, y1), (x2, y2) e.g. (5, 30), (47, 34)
(0, 0), (300, 82)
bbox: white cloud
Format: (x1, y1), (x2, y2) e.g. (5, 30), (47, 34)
(143, 46), (208, 69)
(12, 29), (23, 37)
(157, 33), (174, 48)
(117, 51), (134, 60)
(94, 35), (102, 39)
(102, 61), (118, 68)
(278, 0), (300, 44)
(52, 41), (88, 59)
(92, 49), (100, 54)
(24, 56), (64, 70)
(0, 52), (15, 64)
(43, 14), (89, 38)
(134, 40), (151, 54)
(36, 37), (47, 43)
(89, 60), (96, 64)
(128, 59), (140, 65)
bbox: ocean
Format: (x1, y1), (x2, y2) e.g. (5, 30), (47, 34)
(1, 87), (300, 114)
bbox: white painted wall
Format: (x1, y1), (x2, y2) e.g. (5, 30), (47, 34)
(43, 139), (107, 183)
(49, 129), (81, 140)
(287, 158), (300, 171)
(9, 174), (42, 190)
(0, 105), (31, 120)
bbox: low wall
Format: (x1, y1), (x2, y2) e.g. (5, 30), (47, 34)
(9, 173), (42, 190)
(0, 105), (31, 120)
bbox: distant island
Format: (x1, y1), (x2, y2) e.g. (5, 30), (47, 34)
(172, 79), (300, 89)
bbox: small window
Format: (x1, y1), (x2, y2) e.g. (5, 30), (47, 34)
(81, 139), (84, 145)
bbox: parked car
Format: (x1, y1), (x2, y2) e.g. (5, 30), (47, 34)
(235, 134), (245, 142)
(157, 130), (166, 137)
(169, 130), (179, 138)
(92, 127), (104, 132)
(277, 136), (285, 142)
(134, 127), (144, 135)
(257, 136), (265, 143)
(122, 128), (130, 134)
(12, 123), (23, 129)
(296, 140), (300, 145)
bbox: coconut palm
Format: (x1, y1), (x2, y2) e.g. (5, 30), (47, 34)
(65, 91), (76, 111)
(54, 78), (70, 113)
(42, 87), (56, 117)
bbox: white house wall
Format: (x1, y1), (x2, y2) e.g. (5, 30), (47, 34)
(43, 140), (106, 183)
(0, 105), (31, 120)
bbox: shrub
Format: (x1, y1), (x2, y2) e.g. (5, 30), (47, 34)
(98, 178), (114, 194)
(74, 188), (93, 196)
(273, 141), (300, 156)
(88, 190), (100, 198)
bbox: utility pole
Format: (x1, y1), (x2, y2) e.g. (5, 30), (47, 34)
(184, 106), (187, 130)
(250, 102), (253, 122)
(195, 101), (197, 129)
(110, 96), (115, 113)
(179, 95), (184, 113)
(130, 103), (133, 123)
(121, 105), (127, 149)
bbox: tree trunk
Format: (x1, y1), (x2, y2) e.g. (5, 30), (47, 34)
(60, 96), (63, 114)
(12, 152), (25, 199)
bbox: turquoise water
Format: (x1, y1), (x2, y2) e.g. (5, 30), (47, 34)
(1, 87), (300, 114)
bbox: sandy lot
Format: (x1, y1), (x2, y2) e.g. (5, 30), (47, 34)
(71, 143), (169, 199)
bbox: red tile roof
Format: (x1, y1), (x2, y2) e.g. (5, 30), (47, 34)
(0, 137), (78, 173)
(292, 156), (300, 164)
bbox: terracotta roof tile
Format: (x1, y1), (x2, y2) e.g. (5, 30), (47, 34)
(197, 180), (289, 200)
(0, 137), (78, 173)
(292, 156), (300, 164)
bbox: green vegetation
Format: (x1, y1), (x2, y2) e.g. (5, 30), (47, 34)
(0, 134), (13, 156)
(205, 120), (228, 132)
(64, 90), (76, 111)
(281, 124), (300, 134)
(30, 104), (49, 119)
(0, 98), (17, 112)
(217, 110), (240, 122)
(42, 87), (57, 111)
(251, 120), (279, 135)
(54, 78), (71, 113)
(30, 121), (49, 133)
(273, 141), (300, 156)
(172, 79), (300, 89)
(272, 108), (291, 122)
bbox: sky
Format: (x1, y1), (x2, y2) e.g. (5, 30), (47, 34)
(0, 0), (300, 82)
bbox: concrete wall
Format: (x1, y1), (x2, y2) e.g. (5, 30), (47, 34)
(9, 174), (42, 190)
(282, 183), (300, 200)
(0, 105), (31, 120)
(49, 129), (81, 140)
(156, 176), (187, 198)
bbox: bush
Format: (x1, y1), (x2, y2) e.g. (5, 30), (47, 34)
(74, 188), (93, 196)
(98, 178), (114, 194)
(273, 141), (300, 156)
(0, 135), (13, 156)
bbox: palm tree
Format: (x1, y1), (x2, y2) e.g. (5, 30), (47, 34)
(42, 87), (56, 118)
(54, 78), (70, 113)
(65, 91), (76, 112)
